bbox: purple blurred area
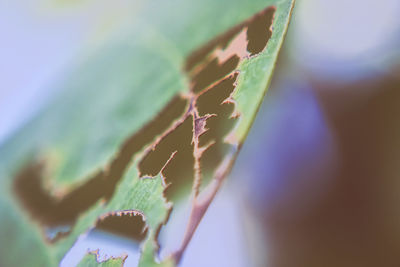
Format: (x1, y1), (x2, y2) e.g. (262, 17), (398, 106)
(235, 1), (400, 266)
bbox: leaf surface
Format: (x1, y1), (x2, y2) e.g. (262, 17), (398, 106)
(0, 0), (294, 266)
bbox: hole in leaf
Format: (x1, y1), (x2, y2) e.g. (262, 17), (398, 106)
(96, 211), (147, 242)
(246, 6), (275, 56)
(13, 96), (187, 240)
(61, 211), (146, 267)
(195, 73), (239, 185)
(191, 55), (240, 93)
(185, 6), (275, 72)
(185, 23), (245, 72)
(139, 116), (195, 201)
(103, 96), (188, 201)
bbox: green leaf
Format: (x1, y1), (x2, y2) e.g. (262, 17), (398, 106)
(0, 0), (294, 266)
(77, 252), (127, 267)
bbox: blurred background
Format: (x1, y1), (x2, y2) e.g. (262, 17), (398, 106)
(1, 0), (400, 266)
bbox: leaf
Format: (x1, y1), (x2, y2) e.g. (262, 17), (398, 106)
(77, 252), (127, 267)
(0, 0), (294, 266)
